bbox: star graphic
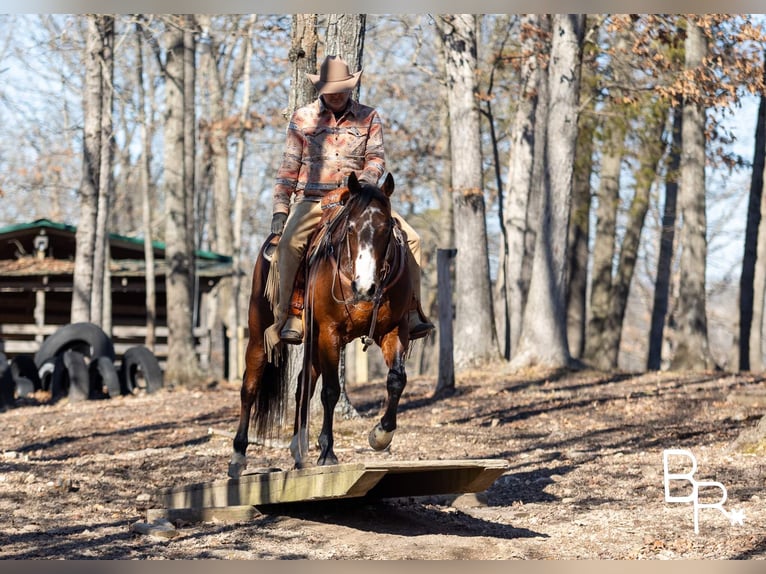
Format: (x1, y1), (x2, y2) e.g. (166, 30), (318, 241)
(727, 508), (745, 526)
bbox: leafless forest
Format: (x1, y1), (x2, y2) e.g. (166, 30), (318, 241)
(1, 14), (766, 379)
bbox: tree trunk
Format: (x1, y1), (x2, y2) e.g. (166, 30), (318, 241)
(567, 100), (595, 360)
(72, 15), (104, 324)
(230, 14), (258, 382)
(504, 14), (542, 360)
(325, 14), (365, 101)
(604, 105), (668, 368)
(183, 15), (197, 324)
(198, 14), (235, 379)
(670, 20), (714, 371)
(90, 15), (114, 330)
(739, 50), (766, 371)
(135, 22), (157, 351)
(750, 105), (766, 372)
(288, 14), (318, 118)
(164, 16), (200, 384)
(436, 14), (498, 370)
(511, 14), (584, 370)
(648, 107), (682, 370)
(584, 118), (626, 369)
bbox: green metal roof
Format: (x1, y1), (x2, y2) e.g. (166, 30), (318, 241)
(0, 218), (232, 263)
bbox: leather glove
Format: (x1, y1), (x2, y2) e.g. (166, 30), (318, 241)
(271, 213), (288, 235)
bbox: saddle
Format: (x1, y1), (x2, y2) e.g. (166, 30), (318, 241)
(285, 187), (352, 320)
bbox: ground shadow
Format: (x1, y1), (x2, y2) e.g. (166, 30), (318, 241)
(255, 496), (546, 540)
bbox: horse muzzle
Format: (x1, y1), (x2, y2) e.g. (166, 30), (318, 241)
(351, 280), (377, 302)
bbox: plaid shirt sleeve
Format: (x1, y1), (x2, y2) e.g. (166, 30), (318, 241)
(272, 113), (303, 216)
(358, 109), (385, 185)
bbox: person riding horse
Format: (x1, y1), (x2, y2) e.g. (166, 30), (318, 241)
(264, 55), (434, 350)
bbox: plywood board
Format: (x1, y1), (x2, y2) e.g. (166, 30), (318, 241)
(156, 459), (509, 511)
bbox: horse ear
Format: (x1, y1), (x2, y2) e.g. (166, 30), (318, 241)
(347, 172), (360, 191)
(380, 173), (395, 197)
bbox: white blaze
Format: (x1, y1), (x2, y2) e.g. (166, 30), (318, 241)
(353, 212), (379, 294)
(355, 243), (377, 293)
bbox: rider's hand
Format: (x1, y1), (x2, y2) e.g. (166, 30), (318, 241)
(271, 213), (288, 235)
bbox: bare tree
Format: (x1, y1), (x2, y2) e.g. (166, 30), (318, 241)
(603, 105), (668, 367)
(648, 106), (682, 370)
(435, 13), (499, 371)
(134, 18), (157, 350)
(511, 14), (585, 370)
(584, 114), (627, 368)
(288, 14), (318, 117)
(91, 15), (114, 329)
(567, 49), (597, 360)
(670, 19), (715, 370)
(163, 15), (201, 384)
(72, 15), (114, 325)
(503, 14), (545, 360)
(739, 49), (766, 371)
(324, 14), (365, 101)
(750, 101), (766, 372)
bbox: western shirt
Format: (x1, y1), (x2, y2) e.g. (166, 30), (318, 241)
(272, 97), (385, 215)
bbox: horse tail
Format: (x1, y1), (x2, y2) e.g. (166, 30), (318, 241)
(251, 352), (291, 439)
(249, 235), (292, 439)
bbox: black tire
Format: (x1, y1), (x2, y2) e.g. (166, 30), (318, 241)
(10, 354), (42, 392)
(119, 346), (163, 394)
(14, 377), (35, 398)
(47, 354), (68, 401)
(34, 323), (115, 369)
(62, 350), (90, 402)
(0, 352), (14, 409)
(89, 356), (121, 398)
(37, 358), (57, 392)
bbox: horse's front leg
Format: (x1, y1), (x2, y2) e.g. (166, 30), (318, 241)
(369, 329), (407, 451)
(316, 332), (342, 466)
(290, 361), (318, 469)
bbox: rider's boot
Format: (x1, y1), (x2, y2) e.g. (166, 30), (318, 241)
(281, 289), (304, 345)
(264, 247), (303, 350)
(406, 249), (434, 340)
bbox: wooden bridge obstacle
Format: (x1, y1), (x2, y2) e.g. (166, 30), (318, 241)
(147, 458), (510, 524)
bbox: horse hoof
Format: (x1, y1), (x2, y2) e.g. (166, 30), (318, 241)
(228, 453), (247, 478)
(317, 453), (339, 466)
(368, 424), (394, 451)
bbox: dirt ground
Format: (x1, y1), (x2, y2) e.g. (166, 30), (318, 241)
(0, 363), (764, 560)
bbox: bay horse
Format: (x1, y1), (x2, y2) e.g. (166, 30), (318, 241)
(228, 172), (412, 477)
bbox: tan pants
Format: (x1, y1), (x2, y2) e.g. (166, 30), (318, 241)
(273, 199), (423, 320)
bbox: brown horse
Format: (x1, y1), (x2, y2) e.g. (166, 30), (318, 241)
(229, 173), (412, 476)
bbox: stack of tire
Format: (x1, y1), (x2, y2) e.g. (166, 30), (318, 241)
(0, 322), (163, 409)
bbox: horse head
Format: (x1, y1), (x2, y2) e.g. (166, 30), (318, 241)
(344, 172), (396, 303)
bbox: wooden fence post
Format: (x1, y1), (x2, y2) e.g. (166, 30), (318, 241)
(434, 248), (457, 397)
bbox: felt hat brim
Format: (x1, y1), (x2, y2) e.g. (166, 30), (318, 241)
(307, 70), (362, 95)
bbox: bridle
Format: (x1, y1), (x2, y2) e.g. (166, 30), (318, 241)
(314, 197), (407, 351)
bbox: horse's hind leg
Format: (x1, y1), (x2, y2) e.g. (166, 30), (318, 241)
(229, 334), (268, 478)
(369, 331), (407, 451)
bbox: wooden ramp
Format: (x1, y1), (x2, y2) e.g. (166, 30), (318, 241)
(148, 459), (509, 523)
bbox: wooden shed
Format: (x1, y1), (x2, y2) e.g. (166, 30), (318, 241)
(0, 219), (232, 368)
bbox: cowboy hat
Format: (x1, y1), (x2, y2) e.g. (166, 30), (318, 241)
(307, 55), (362, 95)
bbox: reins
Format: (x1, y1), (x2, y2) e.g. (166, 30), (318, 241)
(313, 195), (406, 352)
